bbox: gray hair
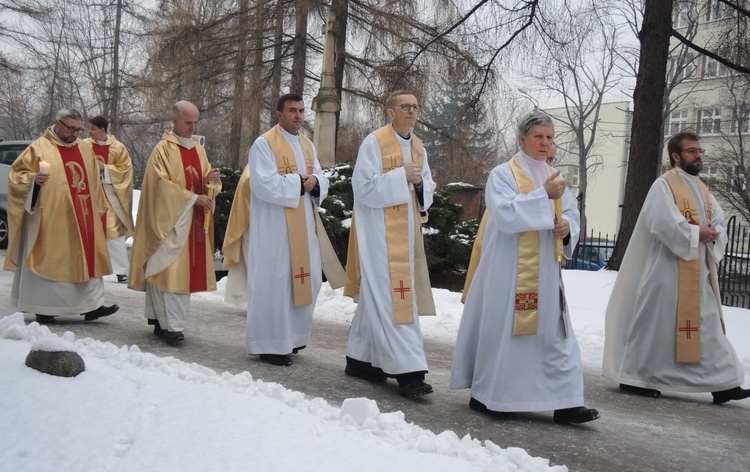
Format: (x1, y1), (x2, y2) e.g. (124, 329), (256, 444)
(517, 111), (554, 140)
(55, 108), (83, 121)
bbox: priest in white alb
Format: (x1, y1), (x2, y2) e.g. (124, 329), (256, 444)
(246, 93), (346, 367)
(603, 130), (748, 405)
(344, 90), (437, 399)
(451, 111), (599, 424)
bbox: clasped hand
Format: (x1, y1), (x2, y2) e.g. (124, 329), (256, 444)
(403, 162), (422, 185)
(699, 223), (719, 243)
(301, 174), (318, 193)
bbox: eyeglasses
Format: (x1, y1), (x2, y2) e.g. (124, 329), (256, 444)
(58, 120), (84, 134)
(680, 147), (705, 155)
(396, 104), (420, 113)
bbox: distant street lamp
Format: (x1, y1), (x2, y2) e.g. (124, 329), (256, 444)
(517, 87), (539, 111)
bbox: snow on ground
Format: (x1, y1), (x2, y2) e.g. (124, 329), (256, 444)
(3, 265), (750, 471)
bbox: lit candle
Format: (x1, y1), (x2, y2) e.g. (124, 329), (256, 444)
(204, 184), (217, 234)
(39, 160), (51, 174)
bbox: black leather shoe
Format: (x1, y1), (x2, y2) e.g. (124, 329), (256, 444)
(398, 379), (433, 398)
(469, 397), (514, 418)
(153, 320), (166, 337)
(345, 364), (387, 383)
(619, 383), (661, 398)
(35, 314), (56, 324)
(712, 387), (750, 405)
(164, 331), (185, 345)
(553, 406), (600, 424)
(292, 345), (306, 354)
(259, 354), (293, 366)
(116, 275), (128, 284)
(82, 304), (119, 321)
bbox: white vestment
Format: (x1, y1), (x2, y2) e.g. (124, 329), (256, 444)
(346, 131), (436, 375)
(603, 169), (744, 392)
(11, 184), (104, 315)
(450, 152), (584, 412)
(107, 237), (129, 275)
(245, 128), (329, 355)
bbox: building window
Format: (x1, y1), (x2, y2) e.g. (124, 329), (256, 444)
(667, 110), (690, 136)
(703, 57), (726, 78)
(560, 165), (579, 188)
(698, 108), (721, 135)
(671, 54), (698, 81)
(706, 0), (732, 22)
(674, 5), (692, 28)
(731, 105), (750, 134)
(703, 164), (719, 177)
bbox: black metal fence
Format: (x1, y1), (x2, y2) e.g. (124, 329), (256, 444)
(718, 215), (750, 309)
(563, 229), (616, 271)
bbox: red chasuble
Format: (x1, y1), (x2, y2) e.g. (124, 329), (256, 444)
(58, 145), (98, 279)
(179, 146), (208, 292)
(92, 143), (110, 164)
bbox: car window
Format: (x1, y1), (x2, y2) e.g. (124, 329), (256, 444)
(1, 146), (26, 165)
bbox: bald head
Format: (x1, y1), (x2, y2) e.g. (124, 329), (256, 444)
(172, 101), (199, 138)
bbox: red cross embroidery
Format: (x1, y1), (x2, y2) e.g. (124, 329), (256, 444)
(678, 320), (699, 339)
(394, 280), (411, 300)
(515, 292), (538, 311)
(294, 267), (310, 285)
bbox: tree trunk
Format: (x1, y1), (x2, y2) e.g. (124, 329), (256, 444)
(110, 0), (123, 135)
(247, 0), (265, 146)
(290, 0), (308, 95)
(609, 0), (674, 270)
(269, 1), (284, 125)
(228, 0), (250, 170)
(332, 0), (348, 164)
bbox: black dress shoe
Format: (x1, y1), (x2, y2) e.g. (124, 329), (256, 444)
(619, 383), (661, 398)
(164, 331), (185, 345)
(292, 345), (306, 354)
(712, 387), (750, 405)
(35, 314), (56, 324)
(116, 274), (129, 284)
(259, 354), (293, 366)
(82, 304), (119, 321)
(469, 397), (515, 418)
(398, 379), (433, 398)
(152, 320), (166, 337)
(553, 406), (600, 424)
(345, 364), (387, 383)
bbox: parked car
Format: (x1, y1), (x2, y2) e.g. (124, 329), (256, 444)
(0, 140), (34, 249)
(569, 241), (614, 271)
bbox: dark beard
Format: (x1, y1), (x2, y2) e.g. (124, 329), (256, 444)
(683, 162), (701, 176)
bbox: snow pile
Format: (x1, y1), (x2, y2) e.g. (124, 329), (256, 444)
(0, 314), (565, 472)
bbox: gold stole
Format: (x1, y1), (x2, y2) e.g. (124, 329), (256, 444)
(663, 169), (714, 363)
(509, 156), (541, 335)
(263, 125), (314, 307)
(462, 157), (542, 334)
(344, 126), (435, 323)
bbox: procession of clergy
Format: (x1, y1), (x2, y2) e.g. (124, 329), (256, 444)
(5, 92), (748, 424)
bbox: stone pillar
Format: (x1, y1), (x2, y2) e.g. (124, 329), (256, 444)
(312, 7), (341, 168)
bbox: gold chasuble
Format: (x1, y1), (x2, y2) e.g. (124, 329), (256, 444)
(85, 135), (134, 239)
(222, 166), (251, 268)
(461, 156), (541, 335)
(3, 129), (111, 281)
(345, 126), (435, 324)
(129, 131), (219, 294)
(663, 169), (717, 363)
(263, 125), (314, 307)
